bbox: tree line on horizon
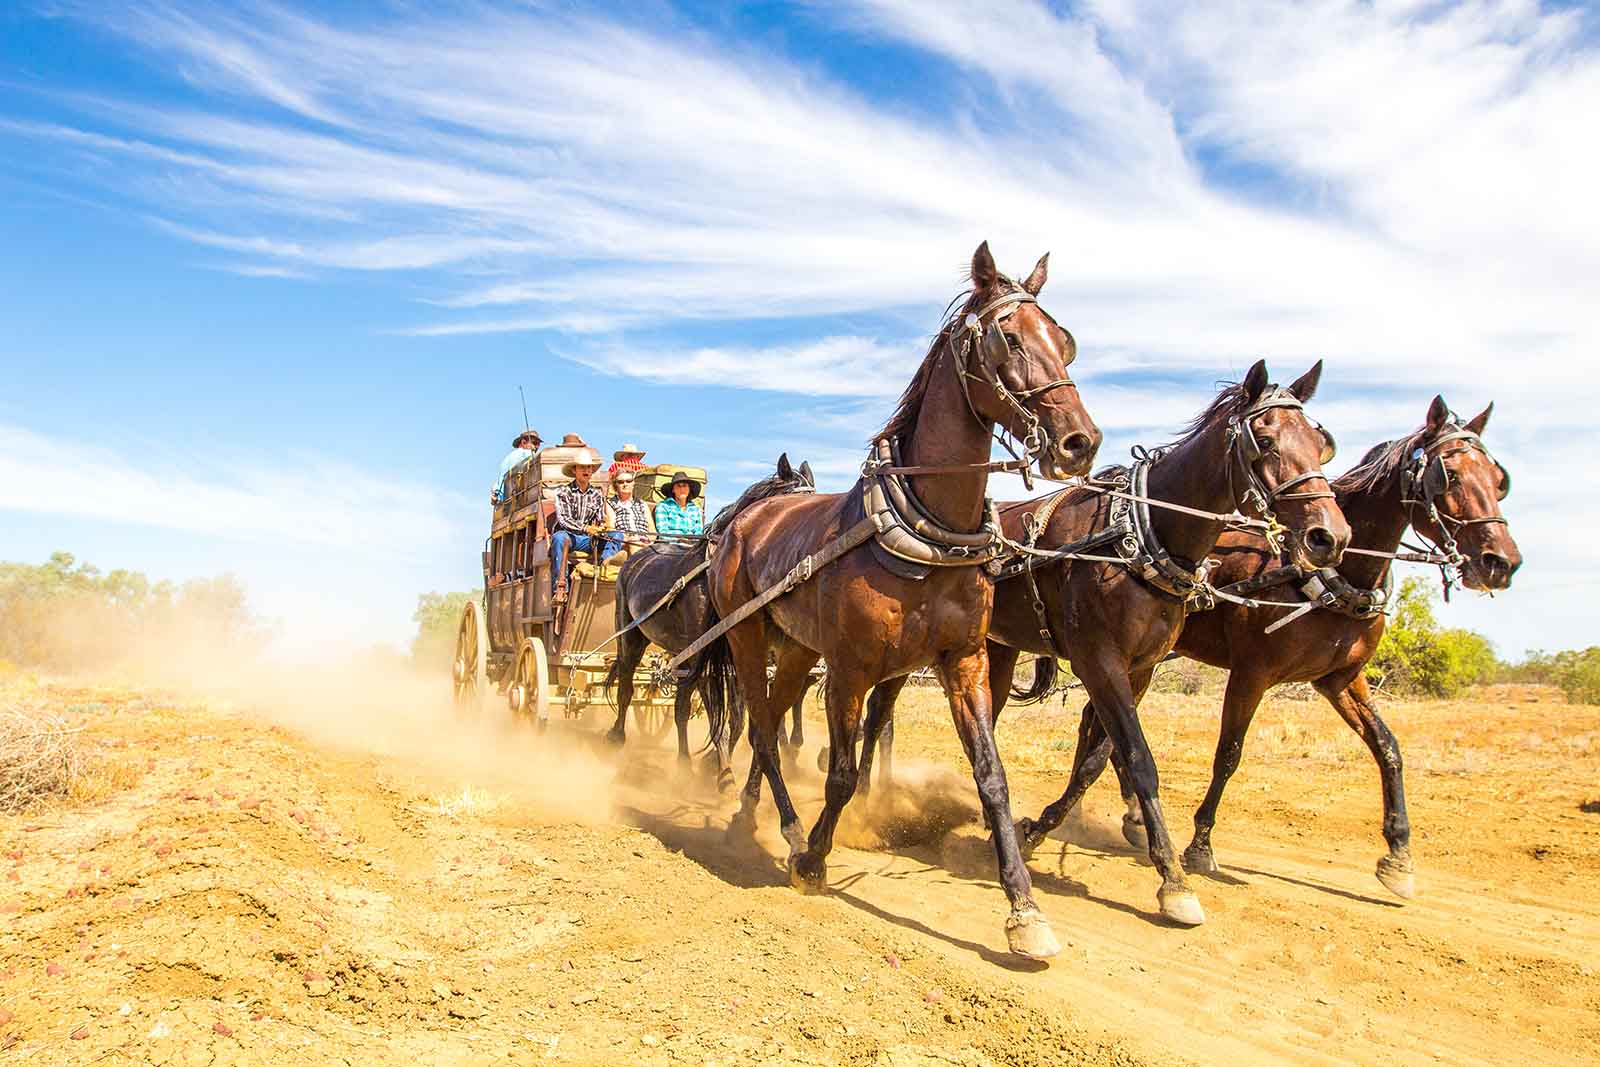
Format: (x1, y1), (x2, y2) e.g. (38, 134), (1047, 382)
(3, 552), (1594, 705)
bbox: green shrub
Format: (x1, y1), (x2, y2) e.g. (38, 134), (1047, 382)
(410, 590), (480, 665)
(1367, 576), (1497, 697)
(1505, 647), (1600, 705)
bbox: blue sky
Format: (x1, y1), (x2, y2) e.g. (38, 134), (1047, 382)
(2, 1), (1597, 658)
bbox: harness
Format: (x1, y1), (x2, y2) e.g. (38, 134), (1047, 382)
(1213, 419), (1514, 624)
(664, 285), (1077, 674)
(1400, 426), (1510, 597)
(991, 386), (1339, 651)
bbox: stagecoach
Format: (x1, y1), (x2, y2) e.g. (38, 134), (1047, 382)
(450, 437), (709, 737)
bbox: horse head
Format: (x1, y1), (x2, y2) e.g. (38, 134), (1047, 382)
(962, 242), (1101, 479)
(1406, 396), (1521, 590)
(1228, 359), (1350, 569)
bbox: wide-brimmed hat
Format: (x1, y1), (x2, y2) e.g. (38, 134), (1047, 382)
(511, 427), (542, 449)
(613, 443), (646, 461)
(666, 470), (701, 501)
(561, 446), (604, 478)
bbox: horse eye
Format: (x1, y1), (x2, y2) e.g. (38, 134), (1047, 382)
(1257, 436), (1277, 452)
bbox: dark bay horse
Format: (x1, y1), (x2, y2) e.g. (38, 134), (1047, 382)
(1070, 396), (1519, 899)
(604, 454), (815, 787)
(707, 242), (1101, 959)
(860, 360), (1350, 925)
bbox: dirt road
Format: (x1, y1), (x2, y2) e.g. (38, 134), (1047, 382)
(3, 670), (1597, 1065)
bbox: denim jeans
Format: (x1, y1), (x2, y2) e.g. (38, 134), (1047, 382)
(550, 530), (621, 584)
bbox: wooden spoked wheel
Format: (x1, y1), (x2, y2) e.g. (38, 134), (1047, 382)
(451, 602), (487, 713)
(633, 691), (673, 742)
(507, 636), (551, 726)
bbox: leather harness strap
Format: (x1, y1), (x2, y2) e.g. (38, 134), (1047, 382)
(665, 515), (881, 673)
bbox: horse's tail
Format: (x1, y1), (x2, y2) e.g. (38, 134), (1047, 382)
(693, 630), (742, 756)
(1011, 655), (1058, 705)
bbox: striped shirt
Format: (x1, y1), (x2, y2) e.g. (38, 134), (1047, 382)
(654, 498), (704, 536)
(610, 497), (652, 536)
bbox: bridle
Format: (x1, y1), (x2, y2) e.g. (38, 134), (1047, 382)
(1399, 424), (1512, 589)
(1224, 386), (1338, 554)
(949, 289), (1077, 490)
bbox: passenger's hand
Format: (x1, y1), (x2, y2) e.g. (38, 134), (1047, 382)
(585, 524), (603, 537)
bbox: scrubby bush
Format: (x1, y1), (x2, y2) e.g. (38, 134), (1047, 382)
(410, 590), (480, 665)
(0, 552), (259, 673)
(1367, 576), (1497, 697)
(1504, 647), (1600, 705)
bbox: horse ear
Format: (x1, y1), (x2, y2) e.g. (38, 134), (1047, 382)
(1464, 401), (1494, 436)
(1426, 394), (1450, 432)
(1243, 359), (1269, 403)
(777, 452), (793, 479)
(970, 241), (998, 290)
(799, 460), (814, 485)
(1287, 359), (1322, 403)
(1022, 252), (1048, 296)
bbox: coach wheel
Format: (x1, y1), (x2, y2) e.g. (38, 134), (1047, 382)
(508, 637), (551, 726)
(452, 602), (487, 713)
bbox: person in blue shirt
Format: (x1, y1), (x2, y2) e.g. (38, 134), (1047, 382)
(653, 471), (704, 537)
(493, 428), (541, 503)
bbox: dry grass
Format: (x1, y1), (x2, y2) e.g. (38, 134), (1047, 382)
(0, 701), (83, 812)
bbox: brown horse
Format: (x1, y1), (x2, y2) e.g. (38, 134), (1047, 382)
(706, 242), (1100, 958)
(1061, 395), (1519, 899)
(858, 360), (1350, 924)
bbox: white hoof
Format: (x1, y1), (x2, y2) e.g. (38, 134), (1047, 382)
(1158, 886), (1206, 926)
(1376, 855), (1416, 900)
(1121, 813), (1148, 850)
(1005, 908), (1061, 959)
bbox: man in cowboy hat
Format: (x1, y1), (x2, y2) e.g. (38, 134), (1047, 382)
(493, 427), (542, 503)
(550, 445), (621, 601)
(652, 470), (704, 537)
(607, 443), (648, 478)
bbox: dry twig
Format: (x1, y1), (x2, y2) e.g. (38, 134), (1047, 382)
(0, 704), (82, 812)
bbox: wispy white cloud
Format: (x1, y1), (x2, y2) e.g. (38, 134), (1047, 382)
(0, 424), (470, 554)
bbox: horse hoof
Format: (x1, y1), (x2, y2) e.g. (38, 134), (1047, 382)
(1122, 813), (1148, 850)
(815, 746), (830, 774)
(1014, 819), (1041, 860)
(726, 812), (756, 841)
(1005, 908), (1061, 960)
(788, 852), (827, 895)
(1376, 855), (1416, 900)
(1181, 844), (1218, 875)
(605, 728), (626, 748)
(716, 767), (736, 794)
(1157, 886), (1206, 927)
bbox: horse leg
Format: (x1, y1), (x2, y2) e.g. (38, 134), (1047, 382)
(723, 616), (798, 845)
(1182, 668), (1271, 876)
(789, 668), (868, 893)
(939, 646), (1060, 959)
(1077, 658), (1204, 926)
(857, 675), (907, 800)
(607, 630), (645, 747)
(1315, 669), (1415, 899)
(1016, 701), (1114, 856)
(674, 680), (694, 766)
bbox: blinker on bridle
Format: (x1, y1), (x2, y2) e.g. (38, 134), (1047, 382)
(1399, 425), (1512, 591)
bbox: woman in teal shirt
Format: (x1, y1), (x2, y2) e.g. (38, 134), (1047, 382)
(654, 471), (704, 536)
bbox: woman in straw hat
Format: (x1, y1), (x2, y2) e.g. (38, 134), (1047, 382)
(653, 470), (704, 537)
(607, 468), (655, 548)
(550, 444), (621, 601)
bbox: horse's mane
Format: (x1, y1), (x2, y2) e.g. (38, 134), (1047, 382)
(1151, 378), (1259, 454)
(705, 463), (813, 539)
(1331, 424), (1432, 496)
(875, 274), (1024, 442)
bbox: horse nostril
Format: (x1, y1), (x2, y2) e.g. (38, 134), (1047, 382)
(1058, 433), (1093, 459)
(1305, 526), (1337, 560)
(1480, 552), (1511, 585)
